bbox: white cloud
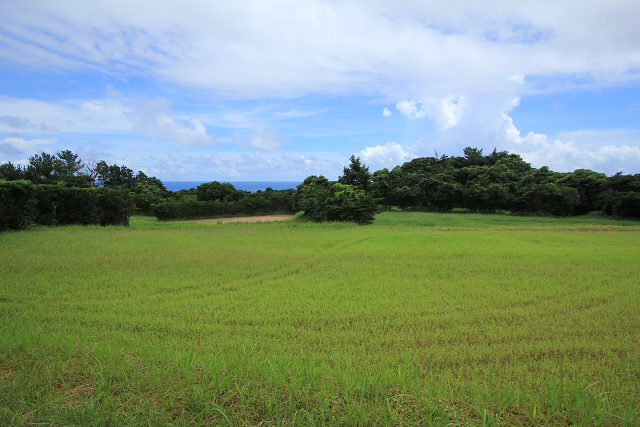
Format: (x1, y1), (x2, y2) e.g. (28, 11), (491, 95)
(359, 142), (414, 170)
(391, 93), (640, 175)
(395, 97), (463, 129)
(0, 94), (217, 148)
(2, 1), (638, 99)
(128, 98), (216, 147)
(249, 126), (281, 151)
(0, 95), (131, 135)
(233, 124), (282, 151)
(396, 100), (427, 119)
(1, 1), (640, 177)
(274, 109), (323, 119)
(0, 137), (57, 155)
(439, 97), (461, 129)
(0, 115), (29, 129)
(499, 114), (640, 174)
(382, 108), (392, 117)
(134, 151), (344, 180)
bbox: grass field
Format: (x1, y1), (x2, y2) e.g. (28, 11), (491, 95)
(1, 213), (639, 426)
(372, 211), (640, 228)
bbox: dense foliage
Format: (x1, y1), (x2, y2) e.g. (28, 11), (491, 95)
(0, 180), (134, 231)
(151, 187), (295, 221)
(369, 148), (639, 218)
(1, 146), (639, 231)
(294, 175), (377, 225)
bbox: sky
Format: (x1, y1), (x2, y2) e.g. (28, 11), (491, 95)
(1, 0), (639, 181)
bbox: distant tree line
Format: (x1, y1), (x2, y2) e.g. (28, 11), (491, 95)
(1, 147), (639, 231)
(366, 148), (639, 218)
(0, 151), (141, 231)
(0, 150), (298, 231)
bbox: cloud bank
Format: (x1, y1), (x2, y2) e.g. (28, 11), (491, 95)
(0, 1), (638, 178)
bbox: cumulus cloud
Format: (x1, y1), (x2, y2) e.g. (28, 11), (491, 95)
(1, 1), (639, 177)
(0, 137), (56, 155)
(128, 98), (216, 147)
(359, 142), (414, 171)
(396, 96), (466, 130)
(382, 108), (392, 117)
(391, 91), (639, 175)
(396, 100), (427, 119)
(499, 114), (640, 174)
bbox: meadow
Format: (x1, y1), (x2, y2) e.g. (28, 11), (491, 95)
(0, 212), (639, 426)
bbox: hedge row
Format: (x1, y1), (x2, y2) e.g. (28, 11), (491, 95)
(151, 199), (274, 221)
(0, 180), (135, 232)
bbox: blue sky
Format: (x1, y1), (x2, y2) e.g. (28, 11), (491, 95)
(1, 0), (639, 181)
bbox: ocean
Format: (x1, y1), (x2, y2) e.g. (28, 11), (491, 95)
(163, 181), (301, 192)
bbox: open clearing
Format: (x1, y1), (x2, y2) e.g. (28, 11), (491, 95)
(186, 213), (295, 224)
(1, 213), (638, 426)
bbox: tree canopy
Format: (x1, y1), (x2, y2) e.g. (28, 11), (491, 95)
(1, 146), (639, 232)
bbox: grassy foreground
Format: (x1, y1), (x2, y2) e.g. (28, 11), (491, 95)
(1, 214), (639, 426)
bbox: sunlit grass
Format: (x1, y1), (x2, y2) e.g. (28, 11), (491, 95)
(1, 214), (639, 425)
(373, 210), (640, 228)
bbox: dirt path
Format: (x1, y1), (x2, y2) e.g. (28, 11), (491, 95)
(186, 214), (295, 225)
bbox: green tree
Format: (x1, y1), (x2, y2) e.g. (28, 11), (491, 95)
(0, 162), (26, 181)
(462, 147), (484, 166)
(371, 168), (393, 209)
(338, 155), (372, 191)
(323, 183), (377, 225)
(95, 161), (136, 188)
(26, 152), (63, 183)
(558, 169), (606, 215)
(390, 186), (416, 210)
(295, 175), (377, 225)
(196, 181), (245, 202)
(294, 175), (332, 221)
(135, 171), (167, 191)
(601, 173), (640, 218)
(56, 150), (84, 176)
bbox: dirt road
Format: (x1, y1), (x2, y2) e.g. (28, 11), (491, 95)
(186, 214), (295, 225)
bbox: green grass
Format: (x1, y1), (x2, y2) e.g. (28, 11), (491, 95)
(372, 210), (639, 228)
(1, 213), (639, 425)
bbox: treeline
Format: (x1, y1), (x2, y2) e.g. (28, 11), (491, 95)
(367, 148), (639, 218)
(0, 151), (142, 231)
(0, 181), (134, 231)
(2, 147), (639, 231)
(151, 182), (295, 221)
(0, 151), (297, 231)
(290, 149), (640, 224)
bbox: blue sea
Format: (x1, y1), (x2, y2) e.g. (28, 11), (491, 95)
(163, 181), (301, 192)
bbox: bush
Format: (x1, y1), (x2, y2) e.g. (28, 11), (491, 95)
(151, 200), (246, 221)
(0, 180), (36, 231)
(0, 182), (134, 231)
(295, 177), (378, 225)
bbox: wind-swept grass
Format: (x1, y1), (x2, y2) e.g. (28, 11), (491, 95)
(1, 214), (639, 425)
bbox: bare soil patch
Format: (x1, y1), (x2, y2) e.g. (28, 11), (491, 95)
(186, 214), (295, 225)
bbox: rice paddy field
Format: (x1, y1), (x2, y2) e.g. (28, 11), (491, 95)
(1, 212), (639, 426)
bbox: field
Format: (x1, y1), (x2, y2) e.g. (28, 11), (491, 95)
(1, 212), (639, 426)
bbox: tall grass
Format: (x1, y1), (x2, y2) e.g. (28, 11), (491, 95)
(1, 215), (639, 425)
